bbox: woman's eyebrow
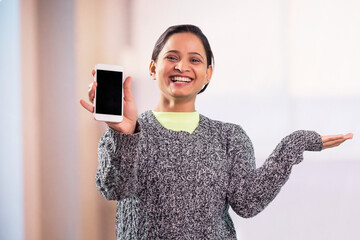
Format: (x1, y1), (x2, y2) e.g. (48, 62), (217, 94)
(165, 50), (204, 60)
(165, 50), (180, 55)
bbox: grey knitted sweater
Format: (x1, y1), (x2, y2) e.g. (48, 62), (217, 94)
(96, 110), (323, 239)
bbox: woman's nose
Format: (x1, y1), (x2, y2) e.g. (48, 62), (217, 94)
(175, 61), (190, 72)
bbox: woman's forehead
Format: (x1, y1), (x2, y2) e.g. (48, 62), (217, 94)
(162, 33), (206, 56)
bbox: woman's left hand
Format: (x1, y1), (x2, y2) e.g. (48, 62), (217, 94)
(321, 133), (353, 150)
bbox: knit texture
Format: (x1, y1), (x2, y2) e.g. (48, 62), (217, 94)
(96, 110), (323, 239)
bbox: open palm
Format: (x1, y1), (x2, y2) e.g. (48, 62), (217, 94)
(321, 133), (353, 150)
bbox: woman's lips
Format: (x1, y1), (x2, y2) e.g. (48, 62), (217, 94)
(171, 81), (192, 86)
(170, 76), (193, 83)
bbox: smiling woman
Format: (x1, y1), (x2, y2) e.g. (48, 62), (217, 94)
(149, 32), (213, 112)
(79, 24), (352, 240)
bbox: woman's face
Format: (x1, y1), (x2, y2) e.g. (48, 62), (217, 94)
(150, 32), (213, 102)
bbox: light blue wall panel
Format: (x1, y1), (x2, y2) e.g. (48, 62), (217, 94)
(0, 0), (24, 240)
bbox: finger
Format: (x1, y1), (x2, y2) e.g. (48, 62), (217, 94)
(88, 80), (97, 91)
(323, 142), (343, 149)
(80, 99), (94, 113)
(344, 133), (354, 139)
(322, 134), (346, 142)
(88, 81), (97, 103)
(88, 82), (94, 92)
(322, 133), (354, 144)
(123, 76), (134, 101)
(323, 138), (347, 147)
(92, 69), (95, 76)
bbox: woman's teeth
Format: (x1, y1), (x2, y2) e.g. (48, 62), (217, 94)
(170, 76), (192, 82)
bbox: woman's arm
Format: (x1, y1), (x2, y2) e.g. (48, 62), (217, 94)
(80, 70), (140, 200)
(227, 127), (352, 218)
(96, 125), (141, 201)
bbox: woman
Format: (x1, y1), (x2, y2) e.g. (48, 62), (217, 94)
(80, 25), (353, 239)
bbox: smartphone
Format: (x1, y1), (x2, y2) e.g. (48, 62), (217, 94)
(93, 64), (124, 122)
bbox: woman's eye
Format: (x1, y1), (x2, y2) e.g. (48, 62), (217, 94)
(166, 55), (177, 61)
(191, 58), (201, 63)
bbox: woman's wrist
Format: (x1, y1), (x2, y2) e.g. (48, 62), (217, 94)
(107, 121), (139, 135)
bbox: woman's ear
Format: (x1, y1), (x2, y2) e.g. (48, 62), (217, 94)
(149, 60), (156, 80)
(205, 65), (213, 85)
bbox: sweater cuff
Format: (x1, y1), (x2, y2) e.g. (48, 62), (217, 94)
(105, 123), (141, 154)
(108, 121), (141, 136)
(304, 131), (323, 151)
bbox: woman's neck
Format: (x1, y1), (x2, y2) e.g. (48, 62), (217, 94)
(154, 96), (196, 112)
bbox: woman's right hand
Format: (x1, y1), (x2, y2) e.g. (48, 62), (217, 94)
(80, 69), (138, 134)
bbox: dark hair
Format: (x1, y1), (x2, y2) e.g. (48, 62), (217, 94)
(151, 24), (214, 94)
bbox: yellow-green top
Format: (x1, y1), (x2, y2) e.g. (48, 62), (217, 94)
(152, 111), (200, 134)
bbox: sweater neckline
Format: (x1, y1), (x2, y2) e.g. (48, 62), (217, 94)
(144, 110), (209, 139)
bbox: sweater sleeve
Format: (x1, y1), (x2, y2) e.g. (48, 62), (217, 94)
(228, 127), (323, 218)
(96, 123), (141, 201)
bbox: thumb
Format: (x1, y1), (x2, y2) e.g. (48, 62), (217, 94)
(123, 76), (134, 101)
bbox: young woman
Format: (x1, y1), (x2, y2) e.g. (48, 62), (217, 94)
(80, 25), (353, 239)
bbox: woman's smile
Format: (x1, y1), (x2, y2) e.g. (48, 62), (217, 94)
(170, 75), (193, 83)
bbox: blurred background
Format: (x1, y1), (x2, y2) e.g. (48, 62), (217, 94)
(1, 0), (359, 239)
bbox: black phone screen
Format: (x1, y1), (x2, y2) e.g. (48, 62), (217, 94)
(95, 69), (123, 115)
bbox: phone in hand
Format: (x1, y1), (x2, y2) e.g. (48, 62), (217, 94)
(93, 64), (124, 122)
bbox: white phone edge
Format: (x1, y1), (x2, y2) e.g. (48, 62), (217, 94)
(93, 64), (124, 123)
